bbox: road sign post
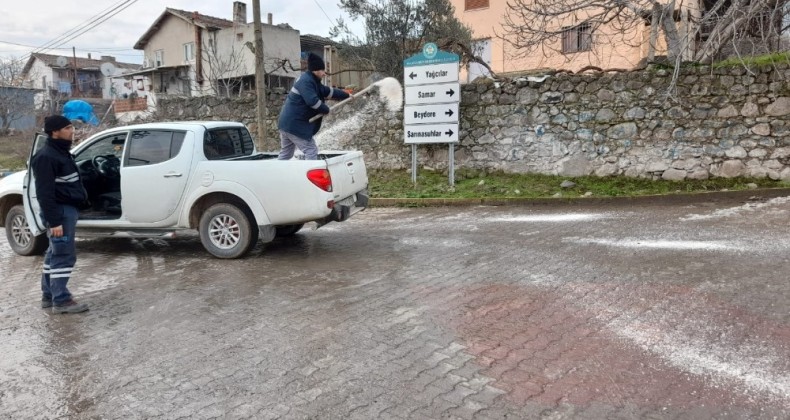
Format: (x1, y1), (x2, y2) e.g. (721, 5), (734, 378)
(403, 43), (460, 187)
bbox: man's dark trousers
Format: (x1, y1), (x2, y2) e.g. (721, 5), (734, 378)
(41, 205), (78, 305)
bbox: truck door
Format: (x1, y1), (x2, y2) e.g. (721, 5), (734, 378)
(121, 129), (193, 223)
(22, 133), (49, 236)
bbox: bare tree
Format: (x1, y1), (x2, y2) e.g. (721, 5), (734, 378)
(198, 35), (300, 98)
(0, 57), (37, 135)
(332, 0), (476, 79)
(202, 37), (250, 98)
(499, 0), (787, 70)
(695, 0), (786, 63)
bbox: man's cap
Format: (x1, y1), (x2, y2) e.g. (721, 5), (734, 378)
(307, 53), (325, 71)
(44, 115), (72, 134)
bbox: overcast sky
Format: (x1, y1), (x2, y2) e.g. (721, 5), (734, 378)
(1, 0), (364, 64)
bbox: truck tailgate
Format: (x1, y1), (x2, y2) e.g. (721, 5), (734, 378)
(325, 151), (368, 201)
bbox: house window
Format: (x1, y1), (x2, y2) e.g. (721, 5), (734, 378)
(236, 33), (244, 41)
(561, 23), (592, 54)
(183, 42), (195, 61)
(155, 50), (164, 67)
(465, 0), (488, 10)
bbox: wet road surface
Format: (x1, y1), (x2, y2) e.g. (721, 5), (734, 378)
(1, 196), (789, 419)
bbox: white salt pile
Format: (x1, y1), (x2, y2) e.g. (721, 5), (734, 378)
(374, 77), (403, 112)
(315, 78), (402, 150)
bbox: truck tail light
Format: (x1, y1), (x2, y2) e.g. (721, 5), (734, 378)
(307, 169), (333, 192)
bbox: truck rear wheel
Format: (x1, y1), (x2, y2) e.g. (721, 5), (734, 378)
(5, 204), (48, 256)
(199, 203), (258, 259)
(275, 223), (304, 237)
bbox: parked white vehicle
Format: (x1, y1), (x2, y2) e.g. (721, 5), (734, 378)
(0, 121), (368, 258)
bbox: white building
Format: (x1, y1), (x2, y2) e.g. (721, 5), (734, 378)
(21, 53), (141, 100)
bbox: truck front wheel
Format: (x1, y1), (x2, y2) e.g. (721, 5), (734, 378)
(5, 204), (48, 256)
(199, 203), (258, 259)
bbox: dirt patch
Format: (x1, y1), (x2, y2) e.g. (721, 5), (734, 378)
(0, 131), (34, 170)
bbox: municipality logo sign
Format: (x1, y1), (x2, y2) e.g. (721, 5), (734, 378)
(404, 43), (460, 67)
(423, 43), (438, 59)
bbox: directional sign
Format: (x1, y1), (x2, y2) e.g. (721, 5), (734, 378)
(404, 103), (459, 125)
(405, 123), (459, 144)
(405, 83), (460, 105)
(403, 43), (460, 146)
(404, 62), (460, 86)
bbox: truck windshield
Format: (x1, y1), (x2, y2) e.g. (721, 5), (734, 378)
(204, 127), (255, 160)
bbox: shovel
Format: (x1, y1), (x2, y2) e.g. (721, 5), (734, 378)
(308, 77), (402, 123)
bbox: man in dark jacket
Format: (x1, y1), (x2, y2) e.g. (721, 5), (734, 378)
(277, 53), (351, 160)
(31, 115), (89, 314)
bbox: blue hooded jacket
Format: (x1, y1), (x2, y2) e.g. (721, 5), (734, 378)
(278, 71), (350, 140)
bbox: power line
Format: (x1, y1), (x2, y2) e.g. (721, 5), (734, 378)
(0, 40), (138, 52)
(32, 0), (134, 55)
(312, 0), (335, 23)
(54, 1), (140, 51)
(18, 0), (139, 62)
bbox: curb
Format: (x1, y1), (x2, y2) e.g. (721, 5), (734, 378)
(368, 187), (790, 207)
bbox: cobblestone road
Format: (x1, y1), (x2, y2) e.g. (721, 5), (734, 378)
(1, 195), (789, 419)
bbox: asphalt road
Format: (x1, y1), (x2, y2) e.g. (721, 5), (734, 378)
(1, 195), (789, 419)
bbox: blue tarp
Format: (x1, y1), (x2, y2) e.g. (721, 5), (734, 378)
(63, 100), (99, 126)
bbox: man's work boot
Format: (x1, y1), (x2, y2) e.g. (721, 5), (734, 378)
(52, 300), (89, 314)
(41, 299), (53, 309)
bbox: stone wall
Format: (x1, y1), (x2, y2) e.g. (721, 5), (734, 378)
(152, 64), (790, 180)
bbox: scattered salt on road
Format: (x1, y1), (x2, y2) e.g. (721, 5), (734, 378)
(681, 196), (790, 221)
(567, 238), (744, 251)
(488, 213), (611, 222)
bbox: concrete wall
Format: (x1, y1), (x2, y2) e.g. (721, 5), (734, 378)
(208, 22), (300, 80)
(145, 64), (790, 180)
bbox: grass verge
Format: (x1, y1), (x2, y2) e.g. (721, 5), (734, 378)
(713, 52), (790, 68)
(369, 169), (788, 199)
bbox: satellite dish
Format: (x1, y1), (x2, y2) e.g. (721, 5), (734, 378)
(100, 62), (116, 76)
(56, 56), (68, 67)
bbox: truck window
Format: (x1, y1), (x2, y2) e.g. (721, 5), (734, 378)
(73, 133), (127, 162)
(204, 127), (254, 160)
(126, 130), (186, 167)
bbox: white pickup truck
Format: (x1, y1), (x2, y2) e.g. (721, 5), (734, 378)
(0, 121), (368, 258)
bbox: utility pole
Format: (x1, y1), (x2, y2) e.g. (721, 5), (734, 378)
(72, 47), (79, 96)
(252, 0), (268, 150)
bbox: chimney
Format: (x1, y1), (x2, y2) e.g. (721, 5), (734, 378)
(100, 55), (116, 62)
(233, 1), (247, 24)
(267, 13), (272, 25)
(87, 53), (92, 59)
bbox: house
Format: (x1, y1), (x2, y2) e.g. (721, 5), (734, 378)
(20, 53), (141, 99)
(130, 2), (301, 99)
(449, 0), (709, 81)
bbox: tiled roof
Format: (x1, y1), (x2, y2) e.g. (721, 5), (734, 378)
(21, 53), (141, 77)
(134, 8), (236, 50)
(166, 8), (234, 29)
(30, 53), (140, 70)
(300, 34), (337, 50)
